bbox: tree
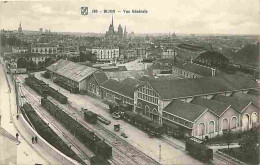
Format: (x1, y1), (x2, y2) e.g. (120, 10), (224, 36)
(239, 130), (259, 163)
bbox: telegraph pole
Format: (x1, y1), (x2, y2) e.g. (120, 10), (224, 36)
(159, 144), (161, 162)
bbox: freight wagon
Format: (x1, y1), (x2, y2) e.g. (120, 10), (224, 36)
(40, 98), (112, 160)
(185, 137), (213, 161)
(84, 110), (98, 124)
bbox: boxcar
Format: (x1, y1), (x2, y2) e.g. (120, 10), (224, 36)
(90, 155), (111, 165)
(185, 137), (213, 161)
(134, 115), (151, 130)
(84, 110), (98, 124)
(123, 111), (137, 124)
(95, 141), (112, 160)
(146, 121), (163, 137)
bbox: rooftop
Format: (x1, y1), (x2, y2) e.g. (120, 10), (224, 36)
(176, 43), (205, 52)
(47, 59), (98, 82)
(122, 78), (146, 88)
(140, 73), (257, 100)
(93, 72), (108, 85)
(163, 100), (209, 122)
(211, 95), (253, 112)
(101, 79), (134, 98)
(104, 70), (152, 82)
(190, 97), (231, 116)
(230, 92), (260, 108)
(173, 62), (224, 77)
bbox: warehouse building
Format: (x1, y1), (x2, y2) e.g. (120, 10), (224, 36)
(46, 59), (98, 91)
(135, 73), (258, 135)
(175, 43), (229, 68)
(100, 79), (135, 106)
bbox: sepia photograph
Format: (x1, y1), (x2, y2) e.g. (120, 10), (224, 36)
(0, 0), (259, 164)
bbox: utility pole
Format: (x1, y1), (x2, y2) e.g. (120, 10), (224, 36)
(159, 144), (161, 162)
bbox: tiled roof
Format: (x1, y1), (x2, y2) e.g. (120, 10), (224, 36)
(47, 59), (98, 82)
(0, 127), (20, 144)
(140, 73), (257, 100)
(104, 70), (152, 82)
(176, 43), (205, 52)
(163, 100), (208, 122)
(247, 89), (260, 96)
(173, 62), (225, 77)
(101, 79), (134, 98)
(200, 50), (229, 61)
(122, 78), (146, 88)
(211, 95), (253, 112)
(190, 97), (231, 116)
(230, 92), (260, 108)
(93, 72), (108, 85)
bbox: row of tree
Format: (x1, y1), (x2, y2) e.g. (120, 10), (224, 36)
(16, 57), (55, 70)
(0, 34), (29, 47)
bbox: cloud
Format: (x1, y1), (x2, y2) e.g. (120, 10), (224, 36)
(32, 3), (52, 14)
(0, 0), (259, 34)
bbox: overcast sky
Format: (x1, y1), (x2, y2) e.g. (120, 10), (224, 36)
(0, 0), (259, 34)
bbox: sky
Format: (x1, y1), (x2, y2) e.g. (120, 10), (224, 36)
(0, 0), (259, 34)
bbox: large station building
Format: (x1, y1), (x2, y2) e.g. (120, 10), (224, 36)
(175, 43), (229, 68)
(46, 59), (259, 139)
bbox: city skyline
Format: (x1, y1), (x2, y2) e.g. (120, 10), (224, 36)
(0, 0), (259, 35)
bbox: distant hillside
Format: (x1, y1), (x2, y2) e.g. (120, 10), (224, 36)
(232, 43), (259, 68)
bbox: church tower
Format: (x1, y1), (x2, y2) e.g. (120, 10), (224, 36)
(18, 22), (22, 33)
(108, 15), (114, 33)
(124, 26), (127, 39)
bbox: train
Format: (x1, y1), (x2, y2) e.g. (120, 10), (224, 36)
(84, 110), (98, 124)
(109, 103), (163, 137)
(25, 74), (68, 104)
(185, 137), (213, 161)
(123, 110), (163, 137)
(40, 97), (112, 160)
(54, 78), (79, 94)
(20, 103), (85, 165)
(90, 155), (111, 165)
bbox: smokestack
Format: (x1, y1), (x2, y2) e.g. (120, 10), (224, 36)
(212, 68), (216, 77)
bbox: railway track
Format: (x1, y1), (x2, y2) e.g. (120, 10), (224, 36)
(18, 82), (91, 165)
(18, 75), (159, 165)
(21, 74), (243, 165)
(161, 135), (243, 165)
(51, 95), (158, 165)
(17, 76), (135, 165)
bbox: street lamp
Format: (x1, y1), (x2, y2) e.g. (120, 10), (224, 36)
(159, 144), (161, 162)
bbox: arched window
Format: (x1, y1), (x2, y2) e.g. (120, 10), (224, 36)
(198, 123), (206, 136)
(92, 84), (95, 93)
(242, 114), (250, 131)
(222, 118), (229, 131)
(96, 86), (99, 95)
(251, 112), (258, 127)
(230, 117), (237, 129)
(145, 105), (150, 117)
(138, 102), (142, 108)
(88, 83), (91, 91)
(208, 121), (215, 134)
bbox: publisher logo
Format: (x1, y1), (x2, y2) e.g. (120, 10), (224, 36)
(81, 7), (88, 15)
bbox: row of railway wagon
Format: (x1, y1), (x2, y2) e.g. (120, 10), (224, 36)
(20, 103), (85, 165)
(25, 74), (67, 104)
(109, 104), (164, 137)
(40, 97), (112, 165)
(111, 104), (214, 161)
(53, 78), (79, 94)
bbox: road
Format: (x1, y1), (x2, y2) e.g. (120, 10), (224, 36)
(0, 64), (60, 165)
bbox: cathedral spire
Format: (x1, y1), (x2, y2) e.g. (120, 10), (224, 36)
(111, 15), (113, 26)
